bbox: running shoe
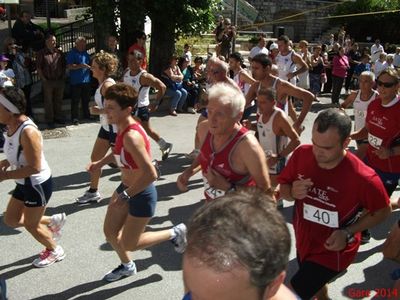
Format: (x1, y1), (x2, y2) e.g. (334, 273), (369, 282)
(32, 245), (65, 268)
(76, 190), (101, 204)
(171, 223), (187, 253)
(161, 143), (173, 161)
(48, 213), (67, 241)
(152, 159), (161, 180)
(361, 229), (371, 244)
(103, 262), (137, 282)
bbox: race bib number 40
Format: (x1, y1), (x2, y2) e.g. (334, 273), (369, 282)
(303, 203), (339, 228)
(203, 176), (225, 199)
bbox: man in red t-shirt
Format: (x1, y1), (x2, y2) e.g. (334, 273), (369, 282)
(128, 31), (147, 70)
(278, 109), (391, 300)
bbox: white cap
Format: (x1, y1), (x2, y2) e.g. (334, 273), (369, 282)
(269, 43), (278, 50)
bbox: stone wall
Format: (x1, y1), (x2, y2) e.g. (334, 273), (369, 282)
(247, 0), (339, 42)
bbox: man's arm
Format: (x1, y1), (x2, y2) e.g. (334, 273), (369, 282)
(142, 73), (166, 102)
(287, 52), (308, 80)
(350, 126), (368, 141)
(275, 112), (300, 158)
(340, 91), (357, 109)
(245, 81), (259, 108)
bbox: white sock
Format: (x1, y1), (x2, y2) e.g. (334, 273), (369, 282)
(123, 261), (134, 268)
(157, 138), (166, 149)
(169, 228), (177, 240)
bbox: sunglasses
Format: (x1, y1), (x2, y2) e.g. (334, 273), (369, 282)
(376, 80), (398, 88)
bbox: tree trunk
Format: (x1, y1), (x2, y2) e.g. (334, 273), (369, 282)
(149, 17), (175, 77)
(92, 0), (116, 51)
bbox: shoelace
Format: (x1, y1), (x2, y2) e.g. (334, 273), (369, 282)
(39, 249), (52, 260)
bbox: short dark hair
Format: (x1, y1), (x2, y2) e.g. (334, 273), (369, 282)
(134, 30), (146, 42)
(277, 35), (290, 44)
(229, 52), (243, 63)
(1, 87), (26, 114)
(185, 187), (291, 293)
(251, 53), (272, 68)
(314, 108), (351, 144)
(104, 83), (138, 110)
(194, 56), (203, 64)
(258, 88), (275, 101)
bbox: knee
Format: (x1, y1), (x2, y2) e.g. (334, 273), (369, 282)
(3, 212), (19, 228)
(24, 220), (40, 233)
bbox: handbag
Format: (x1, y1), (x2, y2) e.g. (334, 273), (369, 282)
(382, 219), (400, 263)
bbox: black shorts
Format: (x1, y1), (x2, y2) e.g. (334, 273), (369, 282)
(12, 177), (53, 207)
(134, 106), (150, 122)
(116, 183), (157, 217)
(291, 259), (341, 299)
(97, 126), (116, 146)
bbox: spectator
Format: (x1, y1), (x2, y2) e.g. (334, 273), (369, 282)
(394, 47), (400, 68)
(183, 188), (296, 300)
(297, 40), (312, 90)
(178, 56), (198, 114)
(11, 10), (44, 52)
(385, 54), (395, 69)
(331, 46), (349, 105)
(161, 55), (188, 116)
(182, 43), (192, 65)
(352, 54), (371, 89)
(345, 42), (361, 93)
(0, 55), (15, 88)
(373, 52), (387, 78)
(268, 42), (279, 63)
(309, 45), (326, 97)
(103, 35), (123, 81)
(248, 34), (268, 63)
(219, 18), (236, 61)
(213, 15), (225, 44)
(322, 43), (339, 94)
(3, 37), (33, 116)
(371, 39), (384, 63)
(192, 56), (206, 85)
(66, 36), (91, 125)
(36, 34), (66, 129)
(128, 31), (147, 70)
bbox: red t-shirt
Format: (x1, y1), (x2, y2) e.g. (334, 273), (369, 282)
(278, 145), (389, 271)
(199, 127), (256, 200)
(365, 96), (400, 173)
(113, 123), (151, 169)
(128, 43), (147, 70)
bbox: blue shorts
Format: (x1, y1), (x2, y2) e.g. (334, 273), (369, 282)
(134, 106), (150, 122)
(98, 126), (116, 146)
(12, 177), (53, 207)
(116, 183), (157, 217)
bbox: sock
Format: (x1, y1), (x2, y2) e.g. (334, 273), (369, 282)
(157, 138), (166, 149)
(123, 261), (134, 268)
(88, 188), (98, 193)
(169, 228), (177, 240)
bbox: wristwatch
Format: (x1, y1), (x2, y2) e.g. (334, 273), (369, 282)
(118, 190), (130, 202)
(342, 227), (355, 244)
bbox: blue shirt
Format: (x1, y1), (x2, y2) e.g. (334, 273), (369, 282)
(67, 48), (91, 85)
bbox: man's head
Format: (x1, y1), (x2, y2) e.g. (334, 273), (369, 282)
(127, 49), (144, 72)
(360, 54), (370, 64)
(277, 35), (290, 53)
(251, 54), (272, 81)
(375, 39), (380, 46)
(298, 40), (308, 52)
(45, 34), (56, 50)
(359, 71), (375, 92)
(107, 35), (118, 50)
(19, 11), (31, 24)
(75, 36), (86, 52)
(134, 31), (146, 47)
(228, 52), (243, 71)
(312, 109), (351, 168)
(206, 57), (229, 84)
(257, 88), (276, 115)
(258, 36), (267, 48)
(183, 188), (291, 300)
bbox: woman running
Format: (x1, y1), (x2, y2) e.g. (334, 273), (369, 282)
(88, 83), (186, 282)
(0, 87), (66, 268)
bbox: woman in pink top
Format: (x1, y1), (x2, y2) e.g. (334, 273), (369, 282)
(331, 46), (349, 105)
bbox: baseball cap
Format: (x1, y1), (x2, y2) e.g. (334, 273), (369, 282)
(269, 43), (278, 51)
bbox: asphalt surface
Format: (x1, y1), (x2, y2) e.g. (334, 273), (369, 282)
(1, 93), (400, 300)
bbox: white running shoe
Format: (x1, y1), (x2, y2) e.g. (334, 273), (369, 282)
(76, 190), (101, 204)
(48, 213), (67, 241)
(103, 262), (137, 282)
(171, 223), (187, 253)
(32, 245), (65, 268)
(161, 143), (173, 161)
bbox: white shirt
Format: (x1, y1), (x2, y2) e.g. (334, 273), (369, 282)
(249, 46), (269, 59)
(371, 44), (384, 63)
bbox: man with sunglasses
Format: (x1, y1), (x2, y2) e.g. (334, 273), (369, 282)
(351, 68), (400, 205)
(128, 31), (147, 70)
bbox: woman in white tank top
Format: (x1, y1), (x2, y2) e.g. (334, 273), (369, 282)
(0, 87), (66, 268)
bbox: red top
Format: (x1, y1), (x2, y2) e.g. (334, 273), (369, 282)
(113, 123), (151, 169)
(278, 145), (389, 271)
(128, 43), (147, 70)
(199, 127), (256, 200)
(365, 96), (400, 173)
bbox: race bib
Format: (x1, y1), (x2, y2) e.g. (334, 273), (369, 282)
(368, 133), (383, 149)
(303, 203), (339, 228)
(203, 176), (225, 199)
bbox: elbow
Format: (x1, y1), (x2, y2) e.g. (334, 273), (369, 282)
(293, 139), (301, 148)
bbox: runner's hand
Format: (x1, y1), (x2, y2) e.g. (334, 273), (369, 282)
(291, 178), (313, 199)
(324, 229), (347, 251)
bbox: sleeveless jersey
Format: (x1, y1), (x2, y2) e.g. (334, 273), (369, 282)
(258, 78), (288, 115)
(233, 69), (250, 96)
(113, 123), (151, 169)
(276, 50), (297, 85)
(199, 127), (256, 200)
(94, 77), (117, 132)
(257, 108), (288, 174)
(353, 90), (377, 131)
(123, 69), (150, 107)
(4, 118), (51, 185)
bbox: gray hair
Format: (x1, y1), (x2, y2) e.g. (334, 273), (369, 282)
(360, 71), (375, 82)
(208, 82), (245, 118)
(75, 36), (86, 44)
(207, 56), (229, 74)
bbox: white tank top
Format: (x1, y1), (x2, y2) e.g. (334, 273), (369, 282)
(95, 77), (117, 132)
(353, 90), (378, 131)
(257, 108), (288, 174)
(233, 69), (250, 96)
(4, 118), (51, 185)
(257, 78), (289, 115)
(276, 50), (297, 85)
(123, 69), (150, 108)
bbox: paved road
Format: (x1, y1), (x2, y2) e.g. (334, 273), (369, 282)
(1, 94), (399, 300)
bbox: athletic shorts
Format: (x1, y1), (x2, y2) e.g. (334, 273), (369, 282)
(98, 126), (116, 146)
(116, 182), (157, 217)
(373, 168), (400, 197)
(12, 177), (53, 207)
(291, 259), (341, 300)
(134, 106), (150, 122)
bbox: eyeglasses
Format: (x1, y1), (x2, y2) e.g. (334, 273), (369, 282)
(376, 80), (398, 88)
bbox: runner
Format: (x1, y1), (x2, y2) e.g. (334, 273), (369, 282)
(0, 87), (66, 268)
(76, 51), (118, 204)
(87, 83), (186, 282)
(123, 50), (172, 161)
